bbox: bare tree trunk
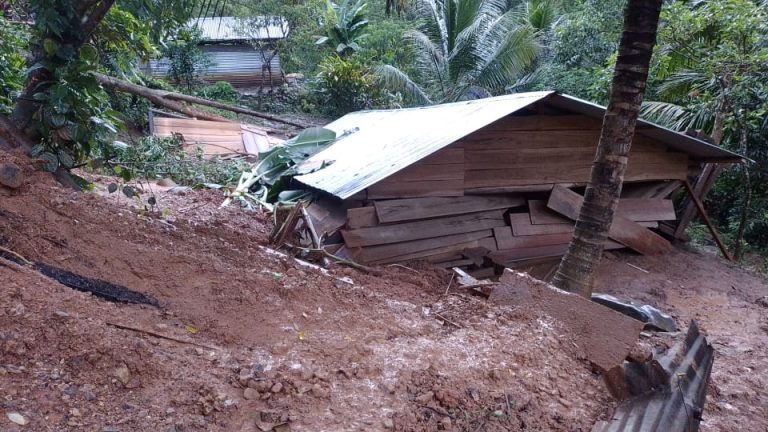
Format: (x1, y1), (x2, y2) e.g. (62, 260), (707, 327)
(734, 127), (751, 260)
(94, 73), (309, 128)
(551, 0), (663, 298)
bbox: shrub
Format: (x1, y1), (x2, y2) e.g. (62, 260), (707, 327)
(0, 15), (29, 114)
(111, 135), (250, 187)
(315, 54), (381, 116)
(195, 81), (240, 104)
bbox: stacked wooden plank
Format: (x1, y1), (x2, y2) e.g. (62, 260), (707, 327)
(335, 186), (678, 278)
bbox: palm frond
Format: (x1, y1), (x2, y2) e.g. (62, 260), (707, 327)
(374, 64), (433, 105)
(641, 101), (705, 132)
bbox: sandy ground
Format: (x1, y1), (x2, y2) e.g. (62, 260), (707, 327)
(0, 153), (766, 431)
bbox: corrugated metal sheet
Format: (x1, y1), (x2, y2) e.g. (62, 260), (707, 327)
(145, 45), (282, 87)
(191, 16), (288, 41)
(593, 320), (714, 432)
(294, 92), (744, 200)
(294, 92), (554, 199)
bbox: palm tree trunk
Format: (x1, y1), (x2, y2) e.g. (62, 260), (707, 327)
(551, 0), (663, 298)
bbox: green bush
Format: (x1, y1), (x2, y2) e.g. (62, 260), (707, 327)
(112, 135), (250, 186)
(195, 81), (240, 104)
(0, 15), (29, 114)
(315, 54), (381, 116)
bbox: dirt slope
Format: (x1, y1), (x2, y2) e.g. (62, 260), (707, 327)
(1, 155), (766, 431)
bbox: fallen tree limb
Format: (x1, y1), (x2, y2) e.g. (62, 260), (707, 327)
(284, 243), (379, 275)
(106, 321), (218, 350)
(94, 73), (309, 128)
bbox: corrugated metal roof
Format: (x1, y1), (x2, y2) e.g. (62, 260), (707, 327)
(593, 320), (714, 432)
(295, 91), (555, 199)
(294, 92), (744, 200)
(191, 17), (288, 41)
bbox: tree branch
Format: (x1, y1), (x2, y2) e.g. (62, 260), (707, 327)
(93, 73), (309, 128)
(81, 0), (116, 39)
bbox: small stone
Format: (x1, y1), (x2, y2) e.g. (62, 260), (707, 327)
(194, 348), (204, 356)
(243, 388), (259, 400)
(54, 310), (70, 318)
(7, 412), (28, 425)
(271, 382), (283, 393)
(414, 391), (434, 404)
(113, 364), (131, 386)
(83, 391), (97, 401)
(70, 408), (82, 417)
(755, 296), (768, 308)
(166, 408), (176, 416)
(157, 178), (177, 187)
(0, 367), (7, 376)
(558, 397), (572, 408)
(382, 418), (394, 429)
(440, 417), (451, 427)
(0, 163), (23, 189)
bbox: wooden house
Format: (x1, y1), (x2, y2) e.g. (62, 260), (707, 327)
(294, 92), (743, 278)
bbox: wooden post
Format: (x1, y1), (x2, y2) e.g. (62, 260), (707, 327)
(682, 180), (733, 261)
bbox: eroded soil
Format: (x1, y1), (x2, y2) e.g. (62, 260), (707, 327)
(1, 153), (766, 431)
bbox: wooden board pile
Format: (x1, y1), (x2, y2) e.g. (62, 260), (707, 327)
(322, 184), (678, 279)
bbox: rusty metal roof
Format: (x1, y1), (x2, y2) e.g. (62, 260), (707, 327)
(294, 92), (743, 200)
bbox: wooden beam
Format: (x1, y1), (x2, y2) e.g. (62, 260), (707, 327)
(546, 185), (671, 256)
(674, 164), (722, 238)
(374, 195), (523, 223)
(682, 180), (733, 261)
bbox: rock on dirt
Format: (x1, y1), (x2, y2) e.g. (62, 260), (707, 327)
(0, 162), (23, 189)
(7, 412), (28, 425)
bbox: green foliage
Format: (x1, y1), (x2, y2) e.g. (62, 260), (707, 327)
(224, 127), (337, 209)
(95, 6), (156, 76)
(358, 19), (418, 77)
(315, 55), (383, 115)
(110, 135), (250, 186)
(529, 0), (623, 102)
(640, 0), (768, 255)
(377, 0), (544, 104)
(317, 0), (370, 57)
(0, 14), (28, 114)
(194, 81), (240, 104)
(162, 27), (211, 91)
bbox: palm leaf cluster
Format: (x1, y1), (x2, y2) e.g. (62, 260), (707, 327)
(377, 0), (553, 103)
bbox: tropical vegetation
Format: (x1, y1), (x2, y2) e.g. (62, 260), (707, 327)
(1, 0), (768, 261)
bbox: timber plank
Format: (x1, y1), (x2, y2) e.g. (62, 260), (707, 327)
(374, 195), (523, 223)
(529, 200), (572, 225)
(494, 227), (573, 249)
(341, 210), (505, 247)
(389, 163), (464, 182)
(367, 179), (464, 199)
(509, 212), (574, 236)
(617, 198), (676, 221)
(352, 230), (493, 262)
(368, 239), (482, 265)
(530, 198), (675, 223)
(346, 207), (378, 229)
(546, 185), (671, 255)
